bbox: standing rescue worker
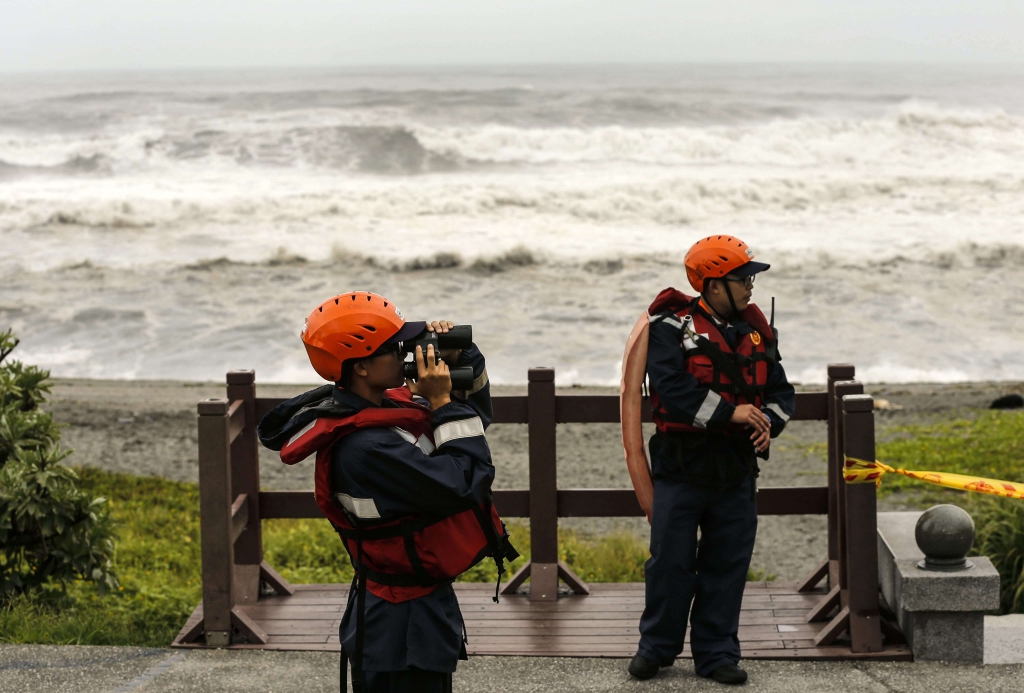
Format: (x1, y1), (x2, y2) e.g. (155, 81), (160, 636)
(629, 236), (795, 685)
(258, 292), (517, 693)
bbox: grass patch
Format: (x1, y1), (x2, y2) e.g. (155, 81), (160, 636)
(791, 411), (1023, 506)
(0, 469), (201, 646)
(829, 410), (1024, 612)
(874, 411), (1024, 503)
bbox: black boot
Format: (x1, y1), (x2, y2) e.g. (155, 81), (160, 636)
(707, 663), (747, 685)
(627, 654), (660, 680)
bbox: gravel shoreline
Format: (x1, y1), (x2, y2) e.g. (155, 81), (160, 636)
(47, 378), (1023, 580)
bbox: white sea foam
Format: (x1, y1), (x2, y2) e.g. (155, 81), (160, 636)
(3, 66), (1024, 383)
(416, 102), (1024, 166)
(792, 364), (974, 386)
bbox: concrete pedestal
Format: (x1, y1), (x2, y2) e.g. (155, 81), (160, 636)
(877, 512), (1000, 663)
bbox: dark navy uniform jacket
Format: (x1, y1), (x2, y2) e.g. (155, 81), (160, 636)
(647, 306), (796, 489)
(332, 344), (493, 673)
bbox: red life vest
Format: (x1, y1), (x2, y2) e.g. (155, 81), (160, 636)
(648, 287), (775, 436)
(280, 387), (510, 603)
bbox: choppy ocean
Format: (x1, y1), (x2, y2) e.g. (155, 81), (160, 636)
(2, 65), (1023, 384)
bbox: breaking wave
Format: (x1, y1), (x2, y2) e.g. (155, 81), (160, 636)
(418, 102), (1024, 167)
(0, 154), (110, 179)
(145, 125), (458, 173)
(1, 102), (1022, 177)
(180, 245), (539, 274)
(142, 242), (1024, 275)
(5, 171), (1023, 234)
(11, 239), (1024, 384)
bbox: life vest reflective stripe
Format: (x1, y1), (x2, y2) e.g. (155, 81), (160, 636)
(280, 387), (430, 465)
(281, 388), (512, 603)
(647, 289), (774, 436)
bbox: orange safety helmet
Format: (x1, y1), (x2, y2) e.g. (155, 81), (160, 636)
(300, 291), (425, 382)
(684, 235), (770, 293)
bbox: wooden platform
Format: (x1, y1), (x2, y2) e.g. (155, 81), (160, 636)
(172, 581), (911, 660)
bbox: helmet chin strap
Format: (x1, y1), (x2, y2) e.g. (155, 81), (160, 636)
(703, 278), (741, 321)
(723, 279), (741, 318)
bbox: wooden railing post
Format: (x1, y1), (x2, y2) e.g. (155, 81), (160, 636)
(809, 377), (862, 627)
(197, 398), (235, 646)
(842, 394), (883, 652)
(826, 364), (855, 587)
(528, 368), (559, 602)
(500, 368), (589, 600)
(226, 371), (262, 604)
(832, 380), (862, 598)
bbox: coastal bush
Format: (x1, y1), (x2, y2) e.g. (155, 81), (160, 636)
(973, 498), (1024, 614)
(0, 333), (59, 471)
(0, 331), (118, 599)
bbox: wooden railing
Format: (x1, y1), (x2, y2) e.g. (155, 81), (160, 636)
(186, 364), (882, 653)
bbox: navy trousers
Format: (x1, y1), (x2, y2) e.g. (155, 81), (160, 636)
(362, 669), (453, 693)
(636, 475), (758, 677)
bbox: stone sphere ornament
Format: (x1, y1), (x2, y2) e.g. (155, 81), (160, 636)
(915, 504), (975, 571)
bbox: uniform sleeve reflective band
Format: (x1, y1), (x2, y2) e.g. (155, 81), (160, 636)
(649, 312), (684, 331)
(287, 419), (317, 447)
(434, 416), (485, 447)
(693, 390), (722, 429)
(391, 427), (435, 455)
(468, 368), (489, 395)
(765, 402), (791, 423)
(334, 493), (382, 519)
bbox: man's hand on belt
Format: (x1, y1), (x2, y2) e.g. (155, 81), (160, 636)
(730, 404), (771, 453)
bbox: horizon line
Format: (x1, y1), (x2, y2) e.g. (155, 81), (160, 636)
(3, 59), (1024, 76)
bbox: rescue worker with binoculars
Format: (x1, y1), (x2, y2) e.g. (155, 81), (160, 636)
(628, 235), (795, 686)
(258, 292), (517, 693)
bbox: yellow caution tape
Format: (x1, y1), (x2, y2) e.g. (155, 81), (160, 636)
(844, 457), (1024, 500)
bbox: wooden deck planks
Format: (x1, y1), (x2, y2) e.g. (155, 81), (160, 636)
(172, 582), (911, 661)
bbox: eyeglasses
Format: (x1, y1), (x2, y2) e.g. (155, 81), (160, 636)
(723, 274), (755, 288)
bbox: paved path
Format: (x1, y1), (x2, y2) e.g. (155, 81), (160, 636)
(984, 614), (1024, 665)
(4, 642), (1024, 693)
(2, 616), (1021, 693)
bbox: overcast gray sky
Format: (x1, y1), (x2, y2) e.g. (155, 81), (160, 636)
(2, 0), (1022, 71)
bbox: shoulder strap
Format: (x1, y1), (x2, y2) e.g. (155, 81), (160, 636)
(682, 311), (760, 403)
(692, 335), (759, 403)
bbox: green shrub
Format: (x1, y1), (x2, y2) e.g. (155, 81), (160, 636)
(0, 331), (117, 599)
(0, 335), (58, 471)
(974, 498), (1024, 614)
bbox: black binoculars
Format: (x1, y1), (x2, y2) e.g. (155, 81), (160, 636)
(401, 325), (475, 391)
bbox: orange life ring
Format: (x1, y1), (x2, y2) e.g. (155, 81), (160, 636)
(621, 312), (654, 523)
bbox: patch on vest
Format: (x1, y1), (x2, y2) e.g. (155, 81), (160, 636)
(750, 331), (762, 345)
